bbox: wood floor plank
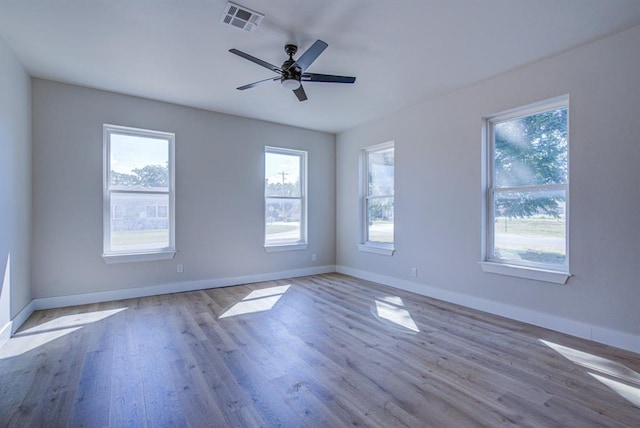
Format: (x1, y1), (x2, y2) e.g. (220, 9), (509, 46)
(32, 390), (74, 428)
(168, 356), (228, 427)
(219, 346), (306, 427)
(190, 338), (265, 423)
(133, 306), (188, 427)
(1, 273), (639, 427)
(109, 308), (146, 427)
(68, 348), (113, 427)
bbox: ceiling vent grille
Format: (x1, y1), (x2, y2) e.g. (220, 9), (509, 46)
(220, 2), (264, 32)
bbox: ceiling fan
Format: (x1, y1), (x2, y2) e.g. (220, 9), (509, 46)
(229, 39), (356, 101)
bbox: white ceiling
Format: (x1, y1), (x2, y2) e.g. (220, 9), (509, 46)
(2, 1), (640, 133)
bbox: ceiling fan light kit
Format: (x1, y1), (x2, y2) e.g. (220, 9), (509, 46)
(229, 40), (356, 102)
(281, 79), (301, 90)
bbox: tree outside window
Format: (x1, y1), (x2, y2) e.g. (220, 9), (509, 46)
(487, 99), (568, 271)
(103, 125), (175, 260)
(363, 143), (394, 246)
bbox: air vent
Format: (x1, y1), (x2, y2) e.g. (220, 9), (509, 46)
(220, 2), (264, 32)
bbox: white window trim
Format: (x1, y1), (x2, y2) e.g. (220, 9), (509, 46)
(358, 243), (395, 256)
(264, 146), (308, 251)
(481, 95), (570, 282)
(264, 243), (308, 252)
(359, 141), (395, 256)
(103, 250), (176, 264)
(479, 261), (570, 284)
(102, 124), (176, 264)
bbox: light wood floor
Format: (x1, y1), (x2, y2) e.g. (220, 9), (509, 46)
(1, 273), (639, 427)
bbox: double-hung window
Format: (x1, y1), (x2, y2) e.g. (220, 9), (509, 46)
(264, 147), (307, 251)
(359, 142), (395, 255)
(483, 96), (569, 282)
(103, 124), (175, 263)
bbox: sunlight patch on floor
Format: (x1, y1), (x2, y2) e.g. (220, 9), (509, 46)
(372, 296), (419, 333)
(589, 372), (640, 408)
(540, 339), (640, 409)
(0, 307), (127, 359)
(540, 339), (640, 384)
(1, 254), (10, 339)
(219, 284), (290, 319)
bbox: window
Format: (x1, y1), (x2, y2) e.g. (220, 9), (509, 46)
(359, 142), (395, 255)
(146, 205), (158, 218)
(103, 124), (175, 263)
(482, 96), (569, 282)
(157, 205), (168, 218)
(111, 204), (123, 220)
(264, 147), (307, 251)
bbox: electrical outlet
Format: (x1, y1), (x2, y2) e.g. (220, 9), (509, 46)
(311, 253), (317, 261)
(411, 267), (417, 277)
(177, 264), (184, 273)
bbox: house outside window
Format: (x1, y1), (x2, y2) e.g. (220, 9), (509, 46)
(482, 96), (569, 283)
(146, 205), (158, 218)
(103, 124), (175, 263)
(264, 146), (307, 251)
(359, 142), (395, 256)
(111, 204), (124, 220)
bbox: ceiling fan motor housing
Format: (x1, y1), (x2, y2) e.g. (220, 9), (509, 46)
(284, 44), (298, 56)
(281, 52), (301, 89)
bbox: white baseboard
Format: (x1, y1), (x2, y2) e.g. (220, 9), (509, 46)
(10, 300), (35, 335)
(591, 326), (640, 354)
(336, 265), (640, 354)
(32, 265), (336, 311)
(9, 265), (335, 333)
(0, 320), (12, 349)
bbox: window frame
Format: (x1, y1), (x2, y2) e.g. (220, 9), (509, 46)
(264, 146), (308, 252)
(102, 124), (176, 263)
(481, 96), (570, 283)
(359, 141), (395, 256)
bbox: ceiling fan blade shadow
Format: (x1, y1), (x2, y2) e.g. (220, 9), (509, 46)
(293, 85), (308, 102)
(229, 49), (282, 74)
(237, 77), (280, 90)
(292, 40), (328, 71)
(302, 73), (356, 84)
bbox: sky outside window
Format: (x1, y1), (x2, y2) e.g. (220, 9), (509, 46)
(110, 134), (169, 175)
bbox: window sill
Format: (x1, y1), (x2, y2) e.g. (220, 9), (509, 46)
(264, 243), (308, 252)
(480, 261), (570, 284)
(358, 244), (395, 256)
(103, 250), (176, 264)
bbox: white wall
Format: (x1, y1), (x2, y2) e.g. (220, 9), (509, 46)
(336, 26), (640, 348)
(32, 80), (335, 299)
(0, 36), (31, 340)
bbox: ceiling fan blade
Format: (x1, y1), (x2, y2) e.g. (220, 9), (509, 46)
(292, 40), (328, 71)
(237, 77), (280, 90)
(229, 49), (282, 74)
(293, 85), (308, 102)
(302, 73), (356, 84)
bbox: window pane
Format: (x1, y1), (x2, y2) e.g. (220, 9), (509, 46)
(367, 197), (394, 243)
(494, 107), (567, 187)
(146, 205), (157, 218)
(265, 152), (301, 197)
(111, 204), (123, 219)
(110, 133), (169, 191)
(157, 205), (168, 218)
(493, 189), (566, 266)
(368, 148), (394, 196)
(110, 193), (170, 251)
(266, 198), (301, 244)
